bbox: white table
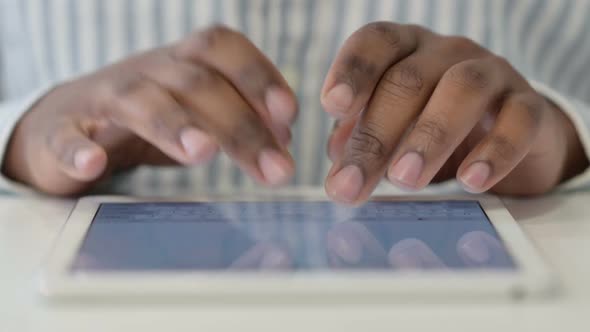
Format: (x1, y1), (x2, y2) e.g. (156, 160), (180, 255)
(1, 190), (589, 332)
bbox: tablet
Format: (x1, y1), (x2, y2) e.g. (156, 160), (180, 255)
(39, 194), (558, 301)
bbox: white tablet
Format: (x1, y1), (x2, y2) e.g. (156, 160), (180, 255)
(39, 193), (558, 302)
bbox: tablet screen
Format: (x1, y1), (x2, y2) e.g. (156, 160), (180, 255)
(71, 200), (515, 273)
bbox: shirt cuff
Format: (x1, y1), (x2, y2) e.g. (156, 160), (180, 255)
(530, 80), (590, 191)
(0, 85), (54, 195)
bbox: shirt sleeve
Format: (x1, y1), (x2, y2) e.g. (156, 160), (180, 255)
(530, 80), (590, 190)
(0, 85), (53, 194)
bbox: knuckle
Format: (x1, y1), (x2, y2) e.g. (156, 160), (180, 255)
(113, 76), (145, 98)
(98, 74), (139, 100)
(337, 55), (378, 93)
(219, 111), (270, 153)
(406, 24), (430, 36)
(363, 21), (403, 49)
(490, 55), (512, 70)
(511, 93), (545, 126)
(379, 62), (425, 100)
(148, 117), (173, 137)
(487, 135), (518, 163)
(489, 55), (518, 79)
(196, 24), (236, 49)
(443, 36), (481, 54)
(93, 76), (181, 138)
(140, 106), (177, 136)
(92, 83), (124, 118)
(94, 76), (145, 118)
(237, 63), (276, 96)
(177, 65), (219, 91)
(445, 60), (491, 91)
(176, 24), (238, 58)
(348, 121), (388, 163)
(412, 117), (450, 149)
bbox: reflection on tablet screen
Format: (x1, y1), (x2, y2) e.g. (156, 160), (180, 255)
(71, 200), (515, 272)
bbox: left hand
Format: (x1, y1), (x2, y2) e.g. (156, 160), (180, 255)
(322, 22), (588, 205)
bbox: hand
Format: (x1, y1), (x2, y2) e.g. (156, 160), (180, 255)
(2, 25), (297, 195)
(322, 22), (588, 204)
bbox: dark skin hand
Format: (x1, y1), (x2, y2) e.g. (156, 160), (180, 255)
(2, 23), (587, 200)
(323, 22), (588, 205)
(2, 25), (298, 196)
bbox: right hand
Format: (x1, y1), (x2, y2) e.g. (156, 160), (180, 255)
(2, 25), (297, 196)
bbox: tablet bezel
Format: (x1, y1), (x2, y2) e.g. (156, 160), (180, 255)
(39, 192), (559, 301)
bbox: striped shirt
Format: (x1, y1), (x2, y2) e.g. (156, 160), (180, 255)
(1, 0), (590, 196)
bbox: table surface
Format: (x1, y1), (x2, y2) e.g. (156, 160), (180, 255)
(1, 189), (589, 332)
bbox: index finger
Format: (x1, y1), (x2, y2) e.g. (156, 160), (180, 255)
(175, 25), (298, 127)
(321, 22), (420, 118)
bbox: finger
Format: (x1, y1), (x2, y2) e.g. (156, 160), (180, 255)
(387, 57), (513, 190)
(327, 116), (357, 162)
(43, 121), (108, 185)
(174, 25), (297, 128)
(152, 62), (294, 185)
(321, 22), (420, 118)
(270, 122), (292, 146)
(325, 53), (447, 204)
(325, 221), (388, 267)
(97, 74), (219, 166)
(456, 231), (512, 267)
(229, 242), (293, 270)
(387, 238), (447, 269)
(177, 128), (219, 164)
(457, 92), (545, 193)
(94, 126), (198, 168)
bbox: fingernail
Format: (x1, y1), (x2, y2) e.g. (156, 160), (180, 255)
(389, 152), (424, 188)
(327, 165), (364, 203)
(460, 237), (491, 264)
(323, 83), (354, 115)
(180, 128), (217, 163)
(460, 161), (491, 192)
(266, 87), (295, 125)
(74, 148), (97, 170)
(258, 149), (293, 185)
